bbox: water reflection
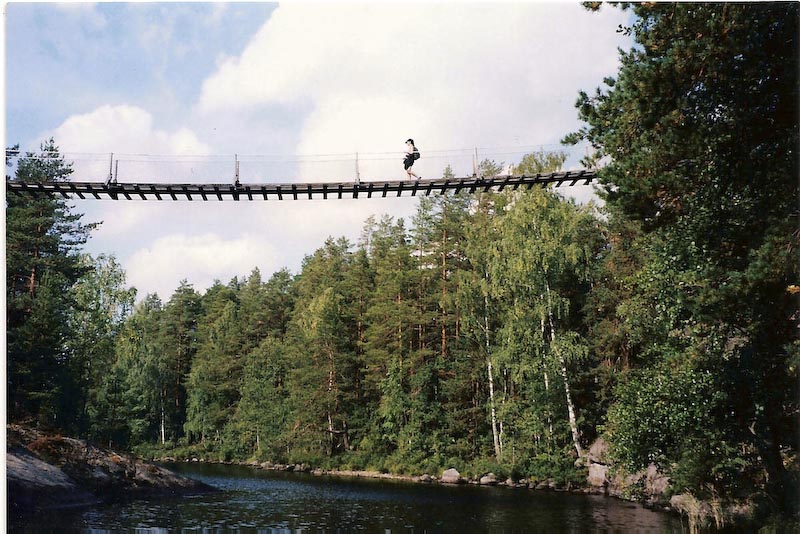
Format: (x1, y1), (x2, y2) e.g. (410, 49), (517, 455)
(12, 463), (682, 532)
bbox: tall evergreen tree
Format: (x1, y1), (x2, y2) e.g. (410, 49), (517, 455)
(160, 280), (201, 441)
(6, 140), (97, 426)
(102, 294), (165, 446)
(67, 253), (136, 436)
(184, 279), (240, 444)
(566, 2), (799, 504)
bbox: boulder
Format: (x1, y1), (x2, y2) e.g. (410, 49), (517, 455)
(587, 438), (610, 465)
(645, 464), (670, 498)
(418, 474), (433, 483)
(587, 463), (609, 488)
(479, 473), (497, 485)
(7, 448), (100, 511)
(440, 468), (462, 484)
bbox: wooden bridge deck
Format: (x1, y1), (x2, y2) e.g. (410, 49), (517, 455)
(6, 170), (596, 201)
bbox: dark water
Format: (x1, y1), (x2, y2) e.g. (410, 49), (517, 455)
(13, 463), (684, 532)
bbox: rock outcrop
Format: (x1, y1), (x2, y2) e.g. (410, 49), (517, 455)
(440, 468), (463, 484)
(7, 424), (213, 514)
(479, 473), (498, 485)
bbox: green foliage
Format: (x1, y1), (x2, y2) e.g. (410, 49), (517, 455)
(567, 1), (798, 511)
(6, 140), (98, 428)
(605, 364), (722, 468)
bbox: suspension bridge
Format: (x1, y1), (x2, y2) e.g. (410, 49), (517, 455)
(5, 146), (597, 200)
(6, 171), (596, 201)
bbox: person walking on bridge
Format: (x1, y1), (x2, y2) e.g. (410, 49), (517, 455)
(404, 139), (421, 180)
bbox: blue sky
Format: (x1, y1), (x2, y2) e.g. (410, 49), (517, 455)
(5, 2), (632, 300)
(7, 3), (277, 145)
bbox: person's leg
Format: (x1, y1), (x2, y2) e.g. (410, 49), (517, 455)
(406, 160), (419, 179)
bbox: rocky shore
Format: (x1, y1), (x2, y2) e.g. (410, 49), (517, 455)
(7, 424), (214, 515)
(158, 437), (766, 530)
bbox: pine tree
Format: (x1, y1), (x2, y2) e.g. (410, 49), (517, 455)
(567, 2), (799, 504)
(67, 253), (136, 437)
(184, 280), (243, 447)
(6, 140), (97, 426)
(160, 280), (201, 441)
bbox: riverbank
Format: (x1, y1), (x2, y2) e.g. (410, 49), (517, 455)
(7, 424), (214, 515)
(153, 438), (782, 532)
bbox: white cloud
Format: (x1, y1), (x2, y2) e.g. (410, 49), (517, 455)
(125, 233), (282, 300)
(48, 104), (211, 156)
(198, 3), (628, 161)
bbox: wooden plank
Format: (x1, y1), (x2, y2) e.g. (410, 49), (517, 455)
(5, 171), (597, 202)
(69, 182), (86, 199)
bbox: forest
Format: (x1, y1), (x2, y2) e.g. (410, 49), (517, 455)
(6, 2), (798, 524)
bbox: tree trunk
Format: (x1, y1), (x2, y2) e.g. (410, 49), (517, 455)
(540, 316), (554, 439)
(160, 390), (166, 445)
(28, 215), (43, 298)
(441, 221), (447, 359)
(485, 285), (502, 461)
(546, 282), (583, 458)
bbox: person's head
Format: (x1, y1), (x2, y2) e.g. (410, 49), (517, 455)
(406, 138), (414, 146)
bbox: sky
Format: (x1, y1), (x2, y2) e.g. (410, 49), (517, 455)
(5, 2), (633, 301)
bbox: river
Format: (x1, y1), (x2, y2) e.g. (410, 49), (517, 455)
(12, 462), (684, 532)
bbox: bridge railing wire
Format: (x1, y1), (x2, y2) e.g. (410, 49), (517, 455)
(5, 143), (594, 185)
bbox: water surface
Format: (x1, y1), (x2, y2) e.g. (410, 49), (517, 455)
(13, 462), (683, 532)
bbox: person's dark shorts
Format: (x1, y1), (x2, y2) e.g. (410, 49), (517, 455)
(404, 156), (415, 170)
